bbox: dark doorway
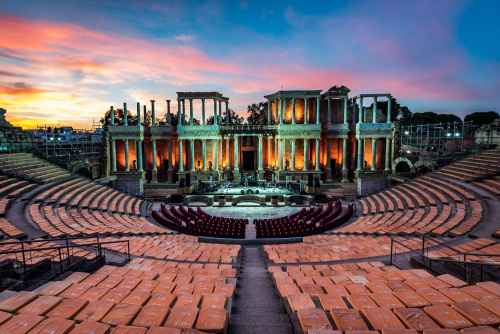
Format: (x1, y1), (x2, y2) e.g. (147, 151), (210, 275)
(242, 151), (255, 171)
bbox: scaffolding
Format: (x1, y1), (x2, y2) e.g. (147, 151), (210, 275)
(400, 121), (475, 159)
(32, 120), (103, 162)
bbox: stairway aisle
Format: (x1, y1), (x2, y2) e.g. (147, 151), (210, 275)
(228, 246), (293, 334)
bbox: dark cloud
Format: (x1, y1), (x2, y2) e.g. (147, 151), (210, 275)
(0, 71), (26, 78)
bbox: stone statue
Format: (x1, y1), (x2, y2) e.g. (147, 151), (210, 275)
(285, 159), (290, 170)
(364, 160), (368, 170)
(208, 161), (212, 171)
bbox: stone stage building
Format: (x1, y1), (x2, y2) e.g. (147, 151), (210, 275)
(106, 86), (394, 195)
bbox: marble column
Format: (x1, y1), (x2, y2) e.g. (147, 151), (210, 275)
(213, 99), (217, 125)
(202, 139), (207, 171)
(291, 139), (296, 171)
(225, 101), (229, 124)
(258, 136), (263, 170)
(182, 99), (185, 125)
(372, 97), (377, 123)
(137, 102), (141, 124)
(123, 102), (128, 126)
(111, 140), (116, 172)
(385, 138), (391, 171)
(166, 100), (171, 124)
(267, 137), (272, 168)
(387, 97), (392, 123)
(342, 138), (348, 182)
(152, 140), (157, 172)
(177, 99), (181, 124)
(190, 140), (195, 171)
(110, 106), (115, 125)
(189, 99), (193, 125)
(303, 139), (308, 171)
(279, 139), (284, 171)
(226, 138), (230, 168)
(214, 139), (218, 171)
(279, 98), (284, 124)
(326, 138), (331, 171)
(201, 99), (205, 125)
(219, 139), (222, 170)
(304, 98), (308, 124)
(274, 138), (278, 168)
(316, 98), (320, 124)
(267, 101), (271, 125)
(315, 139), (320, 171)
(275, 100), (278, 124)
(371, 138), (376, 171)
(292, 98), (296, 124)
(151, 100), (155, 126)
(357, 139), (362, 170)
(151, 139), (157, 183)
(234, 136), (239, 170)
(124, 140), (129, 172)
(137, 140), (143, 171)
(218, 100), (222, 124)
(168, 140), (173, 171)
(358, 97), (363, 123)
(179, 140), (184, 171)
(344, 98), (348, 124)
(327, 98), (331, 125)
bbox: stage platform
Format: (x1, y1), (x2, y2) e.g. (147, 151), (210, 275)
(198, 185), (294, 196)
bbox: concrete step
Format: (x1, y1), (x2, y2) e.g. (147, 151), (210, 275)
(231, 306), (285, 315)
(227, 324), (293, 334)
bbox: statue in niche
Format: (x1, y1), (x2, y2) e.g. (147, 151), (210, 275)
(285, 159), (290, 171)
(208, 161), (212, 171)
(364, 160), (368, 170)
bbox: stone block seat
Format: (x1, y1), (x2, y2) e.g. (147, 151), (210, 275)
(0, 258), (238, 333)
(268, 261), (500, 333)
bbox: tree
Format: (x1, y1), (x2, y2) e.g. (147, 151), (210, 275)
(100, 108), (138, 126)
(246, 102), (268, 125)
(206, 109), (243, 125)
(464, 111), (499, 127)
(413, 112), (461, 124)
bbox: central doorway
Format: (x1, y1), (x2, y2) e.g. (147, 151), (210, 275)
(242, 151), (255, 171)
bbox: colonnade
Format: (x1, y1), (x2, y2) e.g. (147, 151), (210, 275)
(355, 137), (392, 171)
(326, 97), (349, 124)
(266, 97), (321, 125)
(177, 98), (229, 125)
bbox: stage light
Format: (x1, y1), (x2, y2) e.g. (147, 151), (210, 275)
(404, 131), (409, 135)
(447, 133), (451, 137)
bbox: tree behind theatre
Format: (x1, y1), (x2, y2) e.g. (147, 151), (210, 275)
(206, 109), (243, 125)
(247, 102), (268, 125)
(100, 109), (138, 126)
(464, 111), (500, 127)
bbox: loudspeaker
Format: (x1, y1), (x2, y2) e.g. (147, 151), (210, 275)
(308, 173), (313, 187)
(179, 178), (185, 188)
(186, 173), (191, 187)
(314, 177), (320, 188)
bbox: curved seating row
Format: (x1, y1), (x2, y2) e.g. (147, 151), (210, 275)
(72, 235), (241, 263)
(255, 201), (354, 238)
(152, 205), (247, 239)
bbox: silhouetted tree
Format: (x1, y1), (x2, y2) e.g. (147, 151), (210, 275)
(464, 111), (499, 126)
(101, 108), (138, 126)
(206, 109), (243, 125)
(413, 112), (461, 124)
(246, 102), (268, 125)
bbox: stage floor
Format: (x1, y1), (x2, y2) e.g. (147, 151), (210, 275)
(199, 185), (294, 196)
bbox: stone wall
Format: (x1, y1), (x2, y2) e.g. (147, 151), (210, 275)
(114, 178), (143, 196)
(357, 175), (388, 196)
(0, 108), (36, 153)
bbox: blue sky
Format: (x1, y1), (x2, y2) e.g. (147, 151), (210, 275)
(0, 0), (498, 128)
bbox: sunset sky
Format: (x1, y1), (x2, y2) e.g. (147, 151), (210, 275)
(0, 0), (499, 129)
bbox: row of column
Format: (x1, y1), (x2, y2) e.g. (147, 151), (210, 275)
(267, 98), (320, 125)
(271, 138), (321, 171)
(177, 99), (229, 126)
(110, 139), (173, 174)
(356, 137), (392, 171)
(110, 100), (170, 127)
(178, 139), (220, 172)
(326, 98), (349, 125)
(357, 96), (392, 124)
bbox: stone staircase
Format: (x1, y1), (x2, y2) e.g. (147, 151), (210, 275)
(228, 246), (293, 334)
